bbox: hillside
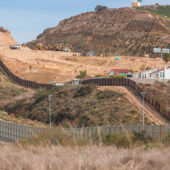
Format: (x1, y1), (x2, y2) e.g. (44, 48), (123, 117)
(0, 27), (17, 47)
(26, 6), (170, 56)
(4, 84), (151, 127)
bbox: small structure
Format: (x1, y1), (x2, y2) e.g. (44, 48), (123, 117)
(72, 79), (81, 85)
(132, 0), (141, 8)
(83, 51), (96, 57)
(108, 69), (129, 77)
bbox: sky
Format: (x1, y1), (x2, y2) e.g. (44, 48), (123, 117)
(0, 0), (169, 43)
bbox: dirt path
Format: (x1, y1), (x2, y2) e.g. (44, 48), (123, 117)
(0, 88), (35, 106)
(99, 86), (168, 125)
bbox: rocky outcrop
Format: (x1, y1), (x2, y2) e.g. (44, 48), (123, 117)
(26, 7), (170, 56)
(0, 27), (17, 46)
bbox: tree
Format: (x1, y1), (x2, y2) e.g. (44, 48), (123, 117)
(95, 5), (108, 13)
(76, 71), (87, 79)
(163, 53), (170, 64)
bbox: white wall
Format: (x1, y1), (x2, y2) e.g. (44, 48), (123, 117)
(165, 69), (170, 79)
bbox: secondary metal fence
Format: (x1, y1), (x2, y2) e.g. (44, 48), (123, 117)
(0, 120), (169, 142)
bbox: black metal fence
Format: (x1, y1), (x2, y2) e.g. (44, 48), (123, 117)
(0, 60), (53, 89)
(81, 78), (170, 121)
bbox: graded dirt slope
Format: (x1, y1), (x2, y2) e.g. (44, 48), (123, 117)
(99, 86), (168, 125)
(0, 48), (167, 84)
(0, 27), (17, 47)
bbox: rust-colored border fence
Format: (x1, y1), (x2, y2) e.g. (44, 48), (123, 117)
(0, 60), (53, 89)
(81, 78), (170, 121)
(0, 119), (169, 142)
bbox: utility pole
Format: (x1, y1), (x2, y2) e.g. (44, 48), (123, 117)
(141, 92), (147, 126)
(48, 95), (53, 128)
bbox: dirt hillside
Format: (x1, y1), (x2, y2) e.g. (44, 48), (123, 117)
(26, 6), (170, 56)
(0, 47), (167, 83)
(0, 27), (17, 47)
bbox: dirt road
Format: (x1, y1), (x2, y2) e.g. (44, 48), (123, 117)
(99, 86), (168, 125)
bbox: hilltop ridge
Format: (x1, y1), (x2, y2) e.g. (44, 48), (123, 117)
(0, 27), (17, 47)
(26, 6), (170, 56)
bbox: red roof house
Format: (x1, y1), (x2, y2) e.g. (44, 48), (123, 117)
(108, 69), (130, 76)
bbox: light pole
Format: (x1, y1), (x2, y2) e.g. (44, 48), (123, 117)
(141, 92), (147, 126)
(48, 95), (53, 128)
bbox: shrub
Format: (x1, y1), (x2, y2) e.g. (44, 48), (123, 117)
(95, 5), (108, 13)
(162, 135), (170, 146)
(96, 89), (123, 100)
(95, 74), (105, 77)
(73, 85), (96, 98)
(76, 71), (87, 79)
(109, 75), (126, 78)
(102, 134), (130, 148)
(132, 131), (152, 144)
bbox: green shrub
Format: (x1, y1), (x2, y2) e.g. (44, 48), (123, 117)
(73, 85), (96, 98)
(109, 75), (126, 78)
(76, 71), (87, 79)
(162, 135), (170, 146)
(96, 89), (123, 100)
(102, 134), (130, 148)
(95, 5), (108, 13)
(95, 74), (105, 77)
(132, 131), (152, 144)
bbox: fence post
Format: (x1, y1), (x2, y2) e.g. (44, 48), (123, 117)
(137, 125), (140, 133)
(151, 124), (154, 138)
(109, 127), (111, 134)
(167, 124), (169, 136)
(0, 120), (1, 138)
(91, 127), (93, 138)
(159, 125), (161, 142)
(5, 122), (6, 139)
(119, 126), (122, 133)
(87, 127), (89, 138)
(79, 128), (80, 139)
(83, 127), (84, 138)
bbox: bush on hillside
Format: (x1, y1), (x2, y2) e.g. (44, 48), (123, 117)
(96, 89), (124, 100)
(73, 85), (96, 98)
(102, 134), (130, 148)
(76, 71), (87, 79)
(109, 75), (126, 78)
(95, 5), (108, 13)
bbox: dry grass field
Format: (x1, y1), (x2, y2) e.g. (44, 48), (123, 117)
(0, 47), (166, 83)
(0, 144), (169, 170)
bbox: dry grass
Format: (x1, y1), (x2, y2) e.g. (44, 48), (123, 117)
(0, 144), (169, 170)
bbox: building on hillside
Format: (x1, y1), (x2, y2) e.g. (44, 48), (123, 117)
(108, 69), (130, 77)
(83, 51), (96, 57)
(150, 66), (170, 79)
(132, 1), (141, 7)
(131, 72), (141, 78)
(140, 68), (159, 79)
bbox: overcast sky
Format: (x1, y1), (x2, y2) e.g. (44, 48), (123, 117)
(0, 0), (169, 43)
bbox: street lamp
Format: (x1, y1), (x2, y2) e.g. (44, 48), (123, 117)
(48, 95), (53, 128)
(141, 92), (147, 126)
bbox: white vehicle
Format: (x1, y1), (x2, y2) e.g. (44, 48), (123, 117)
(9, 44), (21, 50)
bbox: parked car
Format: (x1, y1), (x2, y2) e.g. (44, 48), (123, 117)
(9, 44), (21, 50)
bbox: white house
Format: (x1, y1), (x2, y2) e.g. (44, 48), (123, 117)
(150, 66), (170, 79)
(141, 68), (159, 79)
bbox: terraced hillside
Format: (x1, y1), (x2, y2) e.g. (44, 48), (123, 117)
(27, 6), (170, 56)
